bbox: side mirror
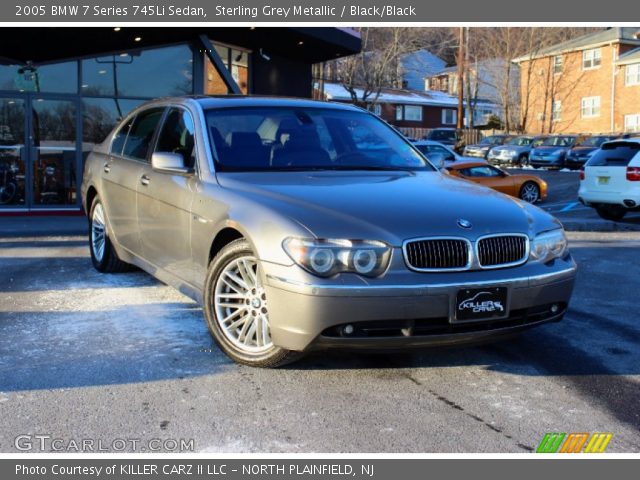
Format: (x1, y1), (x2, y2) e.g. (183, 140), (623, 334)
(151, 152), (191, 174)
(427, 152), (446, 170)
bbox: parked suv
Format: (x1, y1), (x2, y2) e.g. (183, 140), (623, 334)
(529, 135), (579, 169)
(463, 135), (512, 159)
(565, 135), (618, 170)
(487, 136), (544, 166)
(578, 138), (640, 220)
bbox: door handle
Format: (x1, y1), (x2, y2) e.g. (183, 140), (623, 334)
(103, 163), (111, 173)
(140, 174), (150, 186)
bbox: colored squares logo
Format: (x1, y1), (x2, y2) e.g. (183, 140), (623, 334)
(537, 432), (613, 453)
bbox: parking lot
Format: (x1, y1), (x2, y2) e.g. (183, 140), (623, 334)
(507, 168), (640, 231)
(0, 171), (639, 454)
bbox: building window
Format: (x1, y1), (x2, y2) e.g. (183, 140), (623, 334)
(581, 96), (601, 118)
(553, 55), (563, 74)
(404, 105), (422, 122)
(204, 42), (250, 95)
(370, 103), (382, 116)
(552, 100), (562, 121)
(442, 109), (457, 125)
(395, 105), (403, 121)
(625, 63), (640, 86)
(82, 44), (193, 98)
(624, 114), (640, 132)
(582, 48), (602, 70)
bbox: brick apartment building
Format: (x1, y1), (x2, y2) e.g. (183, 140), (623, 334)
(321, 82), (500, 130)
(515, 27), (640, 135)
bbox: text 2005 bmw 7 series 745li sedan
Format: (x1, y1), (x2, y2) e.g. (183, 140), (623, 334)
(81, 96), (576, 367)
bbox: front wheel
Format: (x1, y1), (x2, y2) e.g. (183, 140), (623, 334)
(596, 205), (627, 221)
(519, 181), (540, 203)
(517, 154), (528, 167)
(203, 239), (302, 368)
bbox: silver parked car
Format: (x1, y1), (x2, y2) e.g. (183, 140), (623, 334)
(487, 136), (545, 166)
(81, 97), (577, 367)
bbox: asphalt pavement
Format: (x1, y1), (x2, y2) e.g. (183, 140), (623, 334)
(507, 168), (640, 231)
(0, 231), (639, 453)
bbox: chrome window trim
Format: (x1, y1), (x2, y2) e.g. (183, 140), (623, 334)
(475, 233), (530, 270)
(402, 236), (473, 273)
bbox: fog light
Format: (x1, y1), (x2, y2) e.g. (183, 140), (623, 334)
(343, 324), (354, 335)
(550, 304), (559, 314)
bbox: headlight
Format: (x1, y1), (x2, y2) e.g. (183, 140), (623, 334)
(552, 149), (565, 155)
(529, 229), (568, 263)
(283, 238), (392, 278)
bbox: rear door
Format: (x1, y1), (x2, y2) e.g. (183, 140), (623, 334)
(584, 141), (640, 193)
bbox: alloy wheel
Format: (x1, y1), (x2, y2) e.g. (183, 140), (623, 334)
(214, 255), (272, 353)
(521, 183), (539, 203)
(91, 203), (106, 261)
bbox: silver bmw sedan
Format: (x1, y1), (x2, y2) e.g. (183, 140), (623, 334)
(81, 97), (576, 367)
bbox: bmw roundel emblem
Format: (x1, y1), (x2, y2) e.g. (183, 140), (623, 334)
(457, 218), (473, 229)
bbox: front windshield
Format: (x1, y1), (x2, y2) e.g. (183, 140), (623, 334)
(541, 136), (575, 147)
(577, 136), (611, 147)
(506, 137), (532, 146)
(480, 136), (504, 145)
(205, 107), (434, 172)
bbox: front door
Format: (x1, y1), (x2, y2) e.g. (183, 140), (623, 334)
(0, 94), (80, 210)
(29, 96), (79, 208)
(137, 107), (196, 284)
(0, 97), (27, 207)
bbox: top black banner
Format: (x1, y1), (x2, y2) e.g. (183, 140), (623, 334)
(5, 0), (640, 22)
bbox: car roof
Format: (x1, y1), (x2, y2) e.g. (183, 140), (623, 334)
(128, 95), (366, 113)
(193, 95), (363, 111)
(603, 137), (640, 145)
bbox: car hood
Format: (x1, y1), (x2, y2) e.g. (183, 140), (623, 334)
(466, 144), (491, 150)
(533, 146), (568, 153)
(569, 146), (598, 155)
(217, 171), (559, 245)
(492, 145), (527, 152)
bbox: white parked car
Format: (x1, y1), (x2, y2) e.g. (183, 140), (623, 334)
(578, 138), (640, 220)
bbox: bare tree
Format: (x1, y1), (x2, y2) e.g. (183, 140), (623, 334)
(328, 28), (421, 107)
(472, 27), (599, 132)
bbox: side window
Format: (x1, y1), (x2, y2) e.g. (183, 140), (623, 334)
(431, 145), (455, 161)
(122, 107), (165, 161)
(467, 166), (500, 177)
(155, 108), (197, 168)
(110, 115), (135, 156)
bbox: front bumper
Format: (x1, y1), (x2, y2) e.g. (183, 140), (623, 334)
(464, 148), (489, 158)
(263, 255), (577, 351)
(565, 158), (586, 168)
(487, 152), (517, 164)
(530, 154), (563, 167)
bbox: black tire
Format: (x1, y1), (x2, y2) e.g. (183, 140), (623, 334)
(596, 205), (627, 221)
(517, 154), (528, 167)
(519, 181), (540, 203)
(203, 238), (303, 368)
(89, 196), (131, 273)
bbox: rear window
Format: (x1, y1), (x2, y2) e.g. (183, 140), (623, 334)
(586, 142), (640, 167)
(428, 130), (457, 142)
